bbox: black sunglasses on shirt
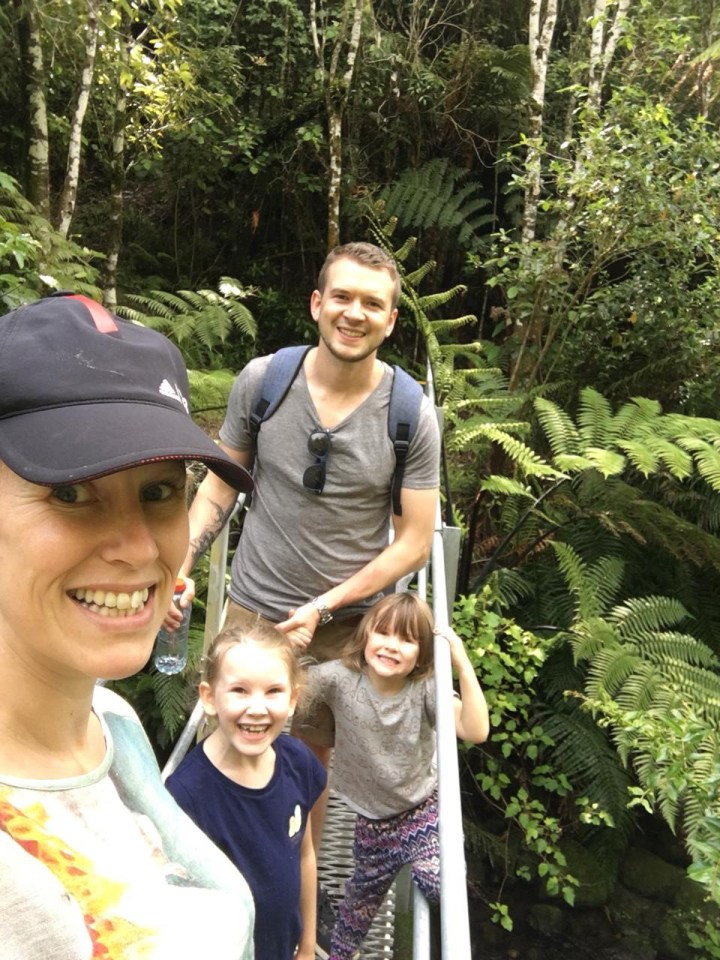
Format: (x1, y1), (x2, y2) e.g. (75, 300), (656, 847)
(303, 428), (332, 494)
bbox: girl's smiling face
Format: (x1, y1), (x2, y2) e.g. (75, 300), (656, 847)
(364, 627), (420, 693)
(0, 461), (189, 685)
(200, 644), (298, 760)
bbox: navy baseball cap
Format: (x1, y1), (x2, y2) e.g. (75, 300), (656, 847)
(0, 292), (253, 491)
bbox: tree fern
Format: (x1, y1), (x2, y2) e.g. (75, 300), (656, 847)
(535, 397), (581, 457)
(609, 595), (690, 636)
(541, 708), (635, 842)
(577, 388), (616, 446)
(119, 279), (257, 370)
(378, 158), (493, 253)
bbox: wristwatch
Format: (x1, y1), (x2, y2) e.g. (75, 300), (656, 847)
(310, 596), (333, 626)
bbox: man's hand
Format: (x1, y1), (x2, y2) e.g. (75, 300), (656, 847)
(276, 604), (320, 651)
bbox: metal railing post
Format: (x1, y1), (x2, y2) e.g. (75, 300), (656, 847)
(420, 360), (472, 960)
(162, 495), (244, 782)
(430, 516), (472, 960)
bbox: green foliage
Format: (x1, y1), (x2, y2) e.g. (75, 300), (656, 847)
(450, 383), (720, 921)
(377, 158), (493, 253)
(187, 368), (238, 424)
(486, 93), (720, 412)
(454, 589), (583, 910)
(118, 279), (257, 370)
(0, 172), (100, 311)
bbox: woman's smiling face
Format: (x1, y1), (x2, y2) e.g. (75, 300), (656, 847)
(0, 461), (189, 684)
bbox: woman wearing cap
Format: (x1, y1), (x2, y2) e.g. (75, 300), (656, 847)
(0, 293), (255, 958)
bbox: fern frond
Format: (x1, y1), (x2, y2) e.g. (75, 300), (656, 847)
(481, 476), (534, 498)
(535, 397), (581, 457)
(635, 631), (720, 669)
(153, 671), (192, 739)
(542, 709), (635, 839)
(609, 596), (690, 636)
(615, 440), (658, 476)
(586, 647), (641, 699)
(577, 388), (616, 446)
(553, 454), (597, 473)
(426, 314), (478, 333)
(583, 447), (627, 477)
(483, 427), (563, 479)
(644, 437), (693, 479)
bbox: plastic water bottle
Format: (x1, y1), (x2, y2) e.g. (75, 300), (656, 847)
(153, 578), (190, 675)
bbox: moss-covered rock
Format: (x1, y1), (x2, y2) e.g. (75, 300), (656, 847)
(657, 908), (701, 960)
(558, 837), (615, 907)
(620, 847), (685, 905)
(529, 903), (567, 937)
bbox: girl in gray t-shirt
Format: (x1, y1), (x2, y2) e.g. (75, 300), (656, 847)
(303, 593), (489, 960)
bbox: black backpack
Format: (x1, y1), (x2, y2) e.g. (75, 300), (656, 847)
(248, 345), (423, 516)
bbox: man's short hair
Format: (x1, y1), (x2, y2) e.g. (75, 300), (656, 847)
(317, 242), (401, 310)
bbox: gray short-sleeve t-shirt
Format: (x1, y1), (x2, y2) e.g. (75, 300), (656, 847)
(306, 660), (437, 819)
(219, 354), (440, 622)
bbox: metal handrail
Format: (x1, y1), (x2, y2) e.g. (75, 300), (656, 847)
(162, 498), (242, 782)
(421, 360), (473, 960)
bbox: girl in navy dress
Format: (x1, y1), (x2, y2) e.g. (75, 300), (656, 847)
(167, 622), (326, 960)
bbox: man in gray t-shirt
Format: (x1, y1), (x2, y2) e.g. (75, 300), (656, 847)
(167, 242), (440, 869)
(171, 241), (440, 658)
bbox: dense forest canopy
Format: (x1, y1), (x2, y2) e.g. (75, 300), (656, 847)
(3, 2), (720, 954)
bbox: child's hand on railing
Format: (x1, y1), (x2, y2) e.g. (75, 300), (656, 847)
(433, 624), (471, 673)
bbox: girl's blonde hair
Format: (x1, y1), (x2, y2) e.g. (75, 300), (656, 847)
(203, 619), (306, 696)
(342, 592), (435, 681)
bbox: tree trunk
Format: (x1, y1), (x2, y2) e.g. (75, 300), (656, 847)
(56, 0), (100, 237)
(311, 0), (364, 252)
(102, 89), (126, 309)
(588, 0), (631, 110)
(521, 0), (558, 247)
(13, 0), (50, 218)
(327, 105), (343, 250)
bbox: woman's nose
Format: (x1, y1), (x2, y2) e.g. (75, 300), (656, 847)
(99, 507), (160, 567)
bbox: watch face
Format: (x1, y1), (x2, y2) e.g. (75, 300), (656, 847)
(312, 598), (332, 624)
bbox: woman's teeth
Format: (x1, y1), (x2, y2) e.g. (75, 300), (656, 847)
(70, 587), (150, 617)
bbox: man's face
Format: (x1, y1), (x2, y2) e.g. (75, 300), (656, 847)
(310, 257), (398, 364)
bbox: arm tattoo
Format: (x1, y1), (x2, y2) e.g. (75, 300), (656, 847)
(188, 497), (235, 570)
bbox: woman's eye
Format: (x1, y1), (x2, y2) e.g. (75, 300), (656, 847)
(141, 482), (175, 503)
(51, 484), (91, 504)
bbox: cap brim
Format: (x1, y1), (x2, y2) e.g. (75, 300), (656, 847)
(0, 402), (254, 492)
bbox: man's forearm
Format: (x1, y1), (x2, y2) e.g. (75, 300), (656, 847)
(181, 475), (239, 576)
(321, 535), (430, 612)
(185, 499), (235, 572)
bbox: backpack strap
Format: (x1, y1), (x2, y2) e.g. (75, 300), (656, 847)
(249, 345), (313, 442)
(388, 366), (423, 517)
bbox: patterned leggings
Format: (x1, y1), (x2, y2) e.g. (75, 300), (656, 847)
(329, 791), (440, 960)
